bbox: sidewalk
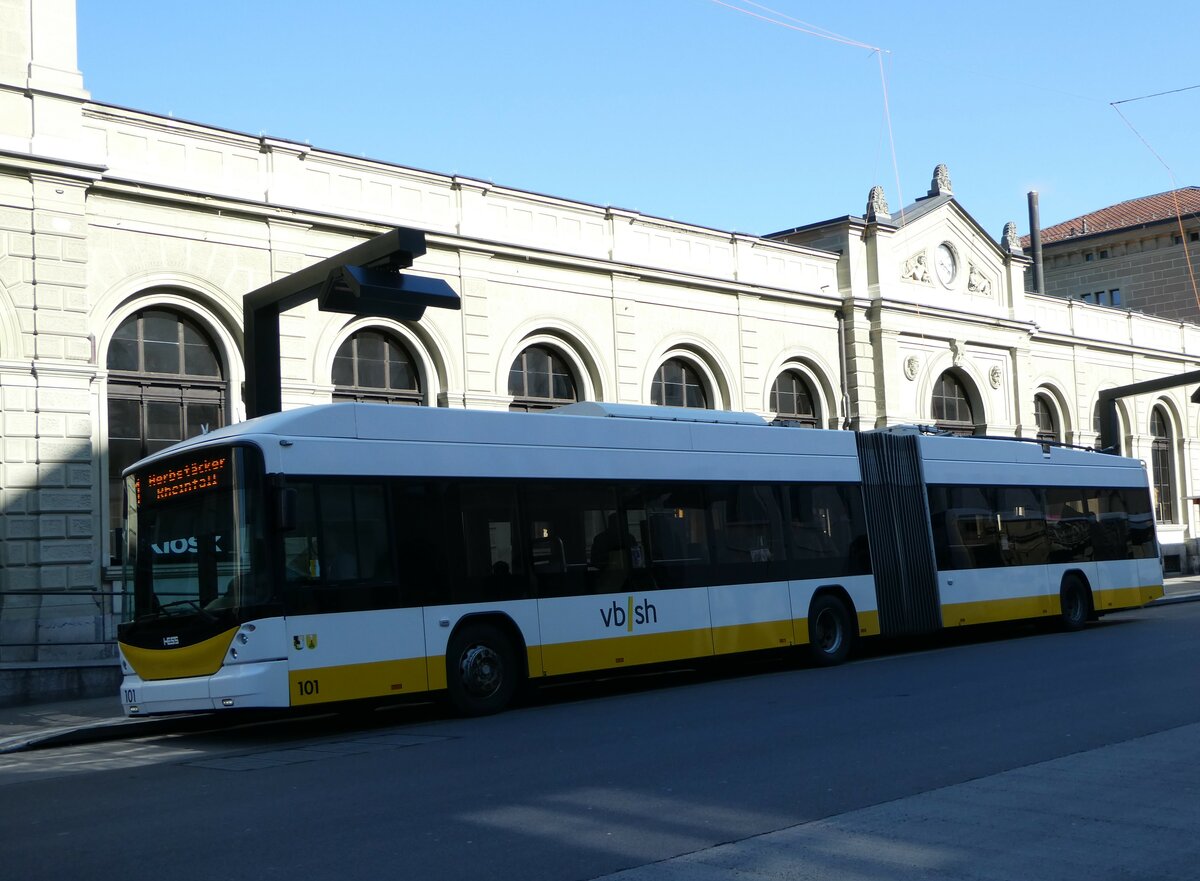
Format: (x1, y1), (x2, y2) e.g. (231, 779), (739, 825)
(2, 578), (1198, 754)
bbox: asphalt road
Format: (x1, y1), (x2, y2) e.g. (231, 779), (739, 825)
(3, 602), (1198, 881)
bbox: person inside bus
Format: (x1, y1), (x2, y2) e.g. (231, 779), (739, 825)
(589, 513), (645, 596)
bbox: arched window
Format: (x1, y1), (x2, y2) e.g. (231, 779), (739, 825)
(1150, 406), (1175, 523)
(770, 370), (818, 427)
(332, 329), (422, 405)
(651, 357), (708, 409)
(1034, 393), (1059, 443)
(931, 371), (975, 435)
(106, 308), (227, 561)
(508, 345), (577, 412)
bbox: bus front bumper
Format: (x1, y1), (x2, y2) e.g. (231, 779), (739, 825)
(121, 659), (290, 716)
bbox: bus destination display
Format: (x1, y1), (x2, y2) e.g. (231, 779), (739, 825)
(137, 453), (230, 504)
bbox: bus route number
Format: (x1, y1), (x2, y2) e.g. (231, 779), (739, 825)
(297, 679), (320, 697)
(123, 688), (136, 704)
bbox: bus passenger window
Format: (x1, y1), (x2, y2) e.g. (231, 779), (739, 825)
(996, 487), (1047, 566)
(1046, 487), (1094, 563)
(523, 484), (619, 597)
(456, 483), (529, 602)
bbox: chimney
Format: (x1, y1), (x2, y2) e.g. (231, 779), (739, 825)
(1028, 191), (1045, 294)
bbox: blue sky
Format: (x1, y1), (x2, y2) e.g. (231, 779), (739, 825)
(77, 1), (1200, 242)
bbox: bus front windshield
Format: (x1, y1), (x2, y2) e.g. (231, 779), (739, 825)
(123, 445), (269, 624)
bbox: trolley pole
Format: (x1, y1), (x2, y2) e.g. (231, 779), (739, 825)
(242, 228), (459, 418)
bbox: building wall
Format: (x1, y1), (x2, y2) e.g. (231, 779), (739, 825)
(1033, 225), (1200, 324)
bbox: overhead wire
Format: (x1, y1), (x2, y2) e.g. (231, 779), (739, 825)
(1110, 94), (1200, 310)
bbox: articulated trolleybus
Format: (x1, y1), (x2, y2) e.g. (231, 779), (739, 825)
(118, 402), (1163, 716)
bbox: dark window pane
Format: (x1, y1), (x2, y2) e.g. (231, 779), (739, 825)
(146, 401), (182, 444)
(108, 317), (139, 371)
(143, 339), (180, 374)
(358, 354), (386, 388)
(389, 357), (416, 392)
(332, 352), (354, 386)
(142, 312), (177, 344)
(185, 403), (221, 439)
(107, 398), (141, 441)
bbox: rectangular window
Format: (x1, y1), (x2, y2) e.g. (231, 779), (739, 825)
(282, 481), (399, 613)
(522, 483), (620, 597)
(1085, 253), (1094, 262)
(927, 486), (1001, 570)
(996, 486), (1047, 566)
(785, 484), (870, 578)
(622, 484), (708, 589)
(1099, 249), (1109, 259)
(1080, 292), (1093, 303)
(1109, 288), (1121, 307)
(707, 483), (787, 585)
(453, 482), (530, 602)
(1045, 487), (1094, 563)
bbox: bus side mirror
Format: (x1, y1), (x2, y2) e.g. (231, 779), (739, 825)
(278, 488), (297, 531)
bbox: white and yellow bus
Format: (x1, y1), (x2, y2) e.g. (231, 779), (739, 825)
(117, 402), (1163, 716)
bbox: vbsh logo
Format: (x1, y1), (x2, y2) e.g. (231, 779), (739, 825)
(599, 596), (658, 632)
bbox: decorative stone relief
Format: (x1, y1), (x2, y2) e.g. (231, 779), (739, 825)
(929, 163), (953, 197)
(989, 365), (1003, 389)
(967, 263), (993, 297)
(866, 185), (890, 221)
(1001, 221), (1023, 256)
(903, 355), (920, 380)
(951, 339), (965, 367)
(901, 251), (931, 284)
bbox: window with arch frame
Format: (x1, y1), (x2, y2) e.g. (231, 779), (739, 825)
(508, 344), (578, 412)
(931, 371), (975, 436)
(1033, 393), (1060, 443)
(651, 357), (709, 409)
(1150, 405), (1175, 523)
(769, 369), (819, 427)
(106, 307), (227, 563)
(332, 329), (423, 405)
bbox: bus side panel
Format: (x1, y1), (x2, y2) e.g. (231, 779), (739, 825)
(424, 599), (542, 690)
(708, 581), (793, 655)
(536, 588), (713, 677)
(1093, 558), (1163, 610)
(938, 564), (1052, 626)
(286, 608), (428, 706)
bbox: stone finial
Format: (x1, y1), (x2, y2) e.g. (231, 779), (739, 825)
(928, 164), (952, 197)
(866, 185), (890, 221)
(1001, 221), (1023, 255)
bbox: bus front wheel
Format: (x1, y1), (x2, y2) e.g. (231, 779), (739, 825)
(446, 622), (519, 716)
(1059, 577), (1091, 632)
(807, 593), (854, 667)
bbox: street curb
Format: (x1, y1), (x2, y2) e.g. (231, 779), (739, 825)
(1149, 592), (1200, 607)
(0, 713), (211, 755)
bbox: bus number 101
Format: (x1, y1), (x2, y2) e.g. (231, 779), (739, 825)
(296, 679), (319, 696)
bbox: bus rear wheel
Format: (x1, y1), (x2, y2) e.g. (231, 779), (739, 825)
(807, 593), (854, 667)
(446, 622), (519, 716)
(1059, 577), (1090, 632)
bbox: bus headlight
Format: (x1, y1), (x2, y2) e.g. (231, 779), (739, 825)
(230, 647), (238, 660)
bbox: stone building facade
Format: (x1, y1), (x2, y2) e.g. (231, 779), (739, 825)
(1025, 188), (1200, 322)
(2, 1), (1199, 701)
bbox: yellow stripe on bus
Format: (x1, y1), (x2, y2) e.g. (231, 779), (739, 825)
(121, 628), (238, 681)
(288, 656), (429, 706)
(540, 627), (714, 676)
(712, 620), (793, 655)
(1094, 584), (1163, 610)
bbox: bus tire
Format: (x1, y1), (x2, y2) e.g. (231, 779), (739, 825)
(807, 593), (854, 667)
(1059, 577), (1090, 632)
(446, 622), (519, 716)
